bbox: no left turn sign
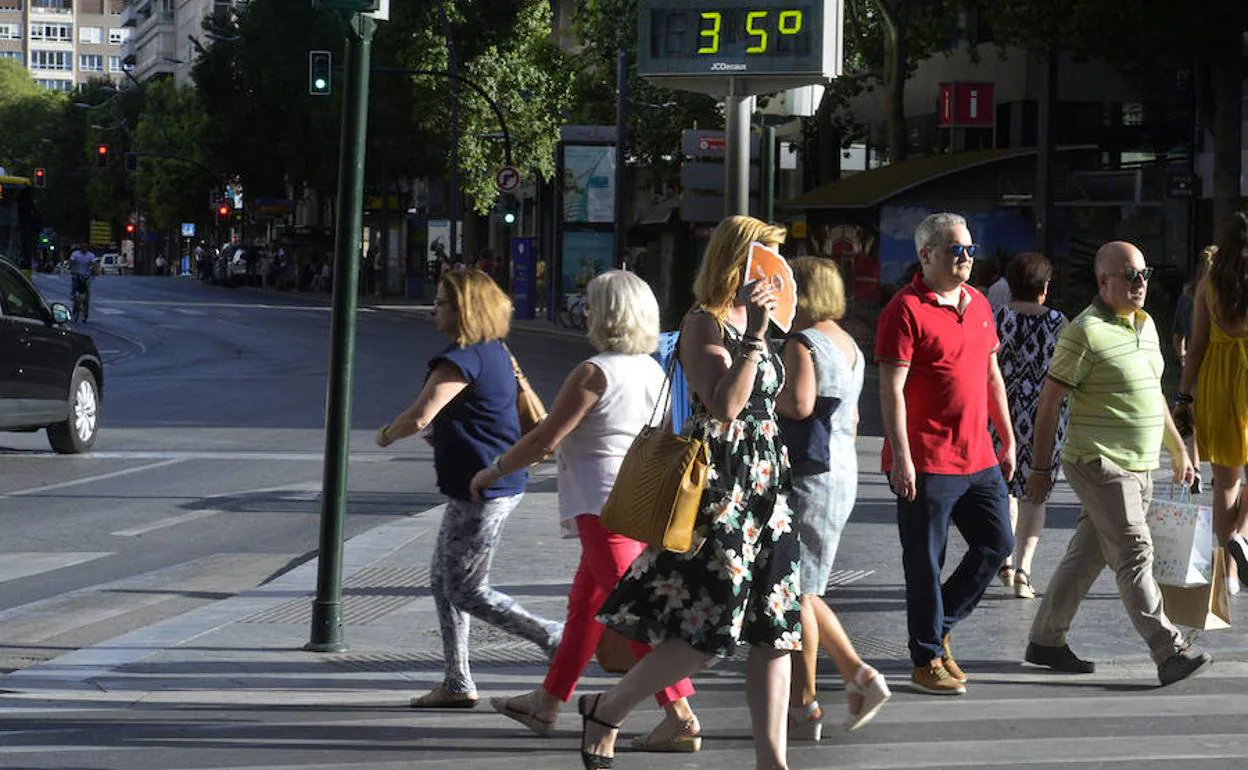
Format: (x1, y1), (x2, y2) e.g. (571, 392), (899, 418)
(494, 165), (521, 193)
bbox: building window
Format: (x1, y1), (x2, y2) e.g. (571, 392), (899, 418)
(79, 26), (101, 44)
(29, 23), (71, 42)
(108, 54), (121, 72)
(0, 51), (22, 62)
(30, 49), (71, 70)
(79, 53), (103, 72)
(32, 0), (71, 9)
(108, 27), (129, 45)
(0, 23), (21, 40)
(37, 79), (73, 92)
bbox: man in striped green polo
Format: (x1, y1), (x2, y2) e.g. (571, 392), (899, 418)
(1022, 241), (1211, 687)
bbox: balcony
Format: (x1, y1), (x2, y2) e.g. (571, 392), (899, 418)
(119, 1), (137, 27)
(28, 3), (72, 17)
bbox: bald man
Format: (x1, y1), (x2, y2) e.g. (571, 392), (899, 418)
(1022, 241), (1210, 686)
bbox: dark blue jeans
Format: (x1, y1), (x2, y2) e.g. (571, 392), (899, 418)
(897, 466), (1013, 666)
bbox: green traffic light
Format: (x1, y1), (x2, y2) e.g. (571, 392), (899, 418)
(503, 212), (516, 225)
(315, 77), (328, 90)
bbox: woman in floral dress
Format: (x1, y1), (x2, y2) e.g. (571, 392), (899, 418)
(579, 216), (803, 770)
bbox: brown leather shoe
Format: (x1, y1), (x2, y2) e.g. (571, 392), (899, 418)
(910, 660), (966, 696)
(942, 634), (967, 683)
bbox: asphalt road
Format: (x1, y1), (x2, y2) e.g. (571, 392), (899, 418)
(0, 274), (594, 672)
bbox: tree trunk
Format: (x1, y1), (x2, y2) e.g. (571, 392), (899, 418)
(876, 0), (908, 163)
(814, 94), (843, 186)
(1203, 56), (1245, 234)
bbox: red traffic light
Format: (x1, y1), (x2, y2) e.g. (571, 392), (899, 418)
(96, 144), (109, 168)
(33, 167), (45, 188)
(217, 204), (230, 217)
(124, 222), (136, 234)
(97, 145), (107, 155)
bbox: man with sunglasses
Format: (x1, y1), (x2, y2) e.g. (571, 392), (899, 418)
(877, 212), (1016, 696)
(1023, 241), (1211, 686)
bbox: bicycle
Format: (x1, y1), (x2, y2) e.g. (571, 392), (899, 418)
(70, 274), (91, 322)
(558, 292), (588, 329)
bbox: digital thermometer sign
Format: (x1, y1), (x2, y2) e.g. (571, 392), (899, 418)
(637, 0), (841, 95)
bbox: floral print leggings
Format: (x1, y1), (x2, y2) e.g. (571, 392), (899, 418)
(434, 494), (564, 694)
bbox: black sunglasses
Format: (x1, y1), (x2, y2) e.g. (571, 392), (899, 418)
(948, 243), (979, 258)
(1119, 267), (1154, 283)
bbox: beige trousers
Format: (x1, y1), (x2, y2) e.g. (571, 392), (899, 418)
(1029, 457), (1183, 664)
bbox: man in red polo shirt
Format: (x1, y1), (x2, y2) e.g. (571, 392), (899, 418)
(876, 212), (1016, 696)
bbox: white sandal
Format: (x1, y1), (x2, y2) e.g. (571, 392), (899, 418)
(788, 700), (823, 742)
(844, 664), (891, 732)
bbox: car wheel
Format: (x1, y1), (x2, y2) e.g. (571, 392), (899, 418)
(47, 367), (100, 454)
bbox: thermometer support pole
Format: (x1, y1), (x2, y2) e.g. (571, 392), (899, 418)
(724, 78), (751, 217)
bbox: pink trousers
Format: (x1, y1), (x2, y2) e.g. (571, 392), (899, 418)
(543, 514), (695, 707)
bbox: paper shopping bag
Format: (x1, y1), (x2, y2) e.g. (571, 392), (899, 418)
(1146, 493), (1214, 587)
(1160, 546), (1231, 630)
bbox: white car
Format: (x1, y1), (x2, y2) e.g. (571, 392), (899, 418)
(99, 253), (120, 275)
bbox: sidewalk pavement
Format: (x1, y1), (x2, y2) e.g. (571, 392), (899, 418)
(3, 440), (1247, 768)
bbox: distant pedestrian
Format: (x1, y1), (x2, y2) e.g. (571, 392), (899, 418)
(578, 215), (800, 770)
(1024, 240), (1210, 686)
(778, 256), (890, 738)
(1177, 213), (1248, 594)
(876, 212), (1015, 696)
(376, 268), (563, 708)
(992, 252), (1068, 600)
(472, 270), (701, 751)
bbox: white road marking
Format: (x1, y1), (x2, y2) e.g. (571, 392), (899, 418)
(109, 509), (224, 537)
(1, 459), (184, 497)
(109, 481), (325, 537)
(174, 308), (206, 316)
(0, 553), (113, 583)
(93, 307), (123, 315)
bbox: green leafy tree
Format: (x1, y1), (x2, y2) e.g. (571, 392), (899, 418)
(575, 0), (721, 179)
(0, 60), (67, 177)
(132, 80), (213, 236)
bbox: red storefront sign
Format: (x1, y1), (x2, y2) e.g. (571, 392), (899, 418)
(938, 82), (995, 128)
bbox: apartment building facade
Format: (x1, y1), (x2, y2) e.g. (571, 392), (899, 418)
(119, 0), (235, 85)
(0, 0), (129, 91)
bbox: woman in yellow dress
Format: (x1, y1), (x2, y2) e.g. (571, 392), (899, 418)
(1178, 212), (1248, 592)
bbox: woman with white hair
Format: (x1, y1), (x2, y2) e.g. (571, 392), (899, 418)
(470, 270), (701, 752)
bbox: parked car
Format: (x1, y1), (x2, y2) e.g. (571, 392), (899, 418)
(0, 259), (104, 453)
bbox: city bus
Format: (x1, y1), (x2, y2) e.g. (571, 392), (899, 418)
(0, 174), (36, 275)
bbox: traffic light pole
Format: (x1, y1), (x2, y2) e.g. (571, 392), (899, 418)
(307, 10), (376, 653)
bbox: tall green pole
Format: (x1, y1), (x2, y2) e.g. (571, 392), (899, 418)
(307, 11), (376, 653)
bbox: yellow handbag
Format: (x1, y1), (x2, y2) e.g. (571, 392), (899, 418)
(600, 343), (709, 553)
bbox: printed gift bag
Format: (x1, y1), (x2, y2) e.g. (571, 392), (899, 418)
(1146, 488), (1214, 587)
(1160, 546), (1231, 630)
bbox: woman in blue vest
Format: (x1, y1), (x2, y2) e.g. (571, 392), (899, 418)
(377, 268), (563, 708)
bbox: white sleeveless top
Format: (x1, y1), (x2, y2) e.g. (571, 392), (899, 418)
(556, 351), (665, 537)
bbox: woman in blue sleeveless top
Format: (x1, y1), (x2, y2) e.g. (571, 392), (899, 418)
(376, 269), (563, 709)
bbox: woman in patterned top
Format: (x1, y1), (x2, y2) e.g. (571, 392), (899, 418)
(578, 216), (803, 770)
(992, 252), (1068, 599)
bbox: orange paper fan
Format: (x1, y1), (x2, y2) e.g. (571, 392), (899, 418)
(744, 241), (796, 333)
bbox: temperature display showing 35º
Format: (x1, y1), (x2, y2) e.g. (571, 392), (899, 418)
(639, 0), (833, 78)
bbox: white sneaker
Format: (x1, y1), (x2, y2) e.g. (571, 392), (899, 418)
(1229, 575), (1241, 596)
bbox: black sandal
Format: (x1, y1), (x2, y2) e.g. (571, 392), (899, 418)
(578, 693), (620, 769)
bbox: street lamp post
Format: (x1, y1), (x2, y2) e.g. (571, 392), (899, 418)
(306, 8), (378, 653)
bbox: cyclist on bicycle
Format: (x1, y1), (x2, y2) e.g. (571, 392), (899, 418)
(67, 244), (99, 322)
